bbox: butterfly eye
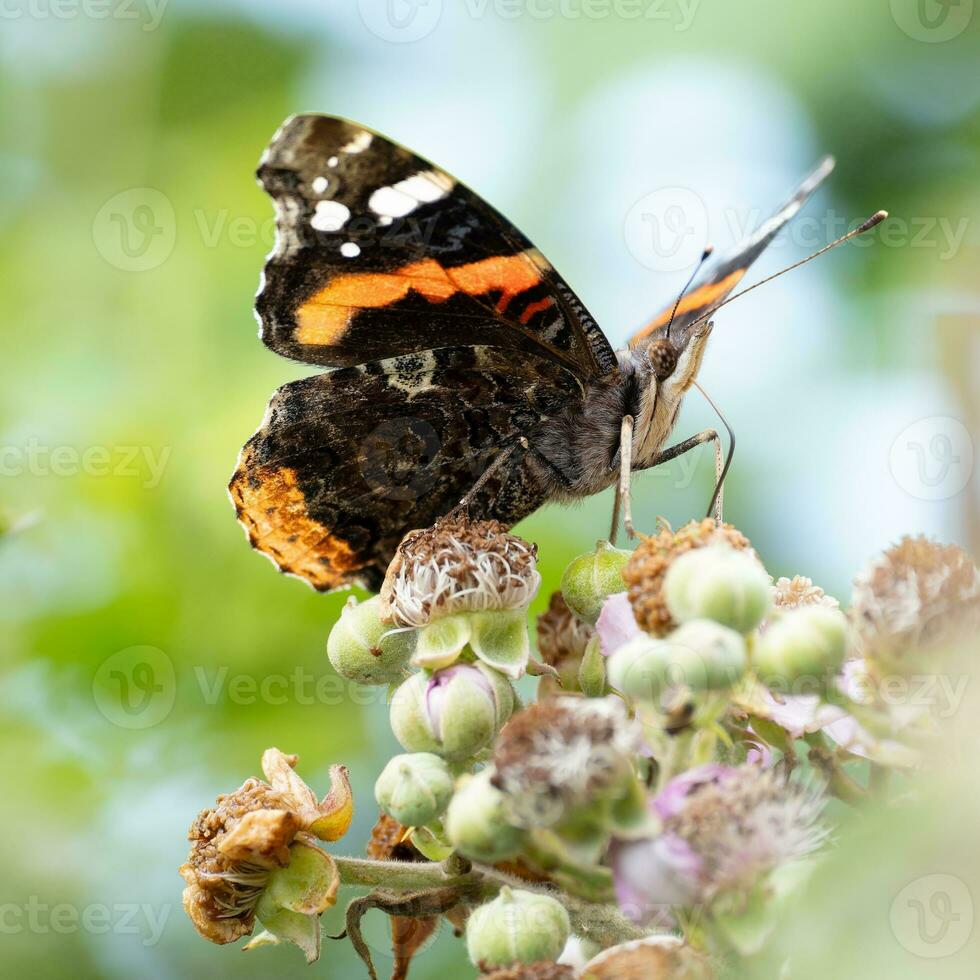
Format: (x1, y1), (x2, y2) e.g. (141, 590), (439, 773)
(647, 339), (678, 381)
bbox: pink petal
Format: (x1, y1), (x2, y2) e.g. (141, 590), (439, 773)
(596, 592), (641, 657)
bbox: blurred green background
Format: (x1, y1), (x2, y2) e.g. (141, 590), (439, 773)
(1, 1), (978, 977)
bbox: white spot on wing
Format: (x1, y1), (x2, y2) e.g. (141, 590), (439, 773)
(340, 242), (360, 258)
(312, 176), (329, 194)
(327, 155), (339, 168)
(369, 185), (418, 219)
(310, 200), (350, 232)
(341, 130), (373, 154)
(397, 171), (453, 203)
(368, 170), (455, 219)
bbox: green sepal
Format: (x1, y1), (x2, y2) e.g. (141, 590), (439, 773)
(468, 609), (530, 679)
(264, 841), (339, 916)
(577, 635), (606, 697)
(413, 614), (471, 670)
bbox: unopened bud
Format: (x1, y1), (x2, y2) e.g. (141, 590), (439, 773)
(445, 769), (523, 862)
(374, 752), (454, 827)
(326, 596), (414, 686)
(608, 620), (746, 701)
(664, 545), (771, 634)
(465, 886), (570, 970)
(389, 664), (514, 761)
(561, 542), (632, 625)
(754, 606), (848, 692)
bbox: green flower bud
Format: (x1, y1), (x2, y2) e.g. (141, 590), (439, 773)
(754, 606), (848, 692)
(608, 620), (746, 701)
(389, 664), (514, 761)
(577, 634), (606, 697)
(664, 544), (771, 634)
(445, 769), (523, 862)
(561, 541), (632, 625)
(374, 752), (454, 827)
(326, 596), (413, 686)
(465, 886), (570, 970)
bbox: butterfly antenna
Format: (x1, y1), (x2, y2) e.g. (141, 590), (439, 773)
(685, 209), (888, 332)
(666, 245), (714, 341)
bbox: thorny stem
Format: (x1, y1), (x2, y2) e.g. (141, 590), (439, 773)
(332, 856), (649, 949)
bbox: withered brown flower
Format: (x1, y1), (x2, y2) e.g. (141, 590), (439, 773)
(491, 696), (643, 828)
(179, 748), (352, 956)
(623, 519), (754, 636)
(380, 516), (541, 628)
(581, 936), (713, 979)
(851, 535), (980, 669)
(536, 591), (595, 697)
(482, 962), (576, 979)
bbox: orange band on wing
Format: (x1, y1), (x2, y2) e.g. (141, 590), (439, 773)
(294, 253), (544, 345)
(631, 268), (746, 345)
(230, 449), (362, 590)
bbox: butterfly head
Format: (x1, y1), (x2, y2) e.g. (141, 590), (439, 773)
(643, 317), (712, 392)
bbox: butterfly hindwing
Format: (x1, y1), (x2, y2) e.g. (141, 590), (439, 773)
(256, 114), (617, 380)
(631, 156), (836, 348)
(229, 345), (582, 591)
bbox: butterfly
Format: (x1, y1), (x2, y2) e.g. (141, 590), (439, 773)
(230, 114), (865, 592)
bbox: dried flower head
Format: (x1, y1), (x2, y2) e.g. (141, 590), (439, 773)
(482, 962), (576, 979)
(491, 696), (643, 828)
(665, 764), (826, 899)
(581, 936), (713, 979)
(611, 765), (826, 919)
(381, 516), (541, 628)
(771, 575), (840, 612)
(623, 519), (754, 636)
(179, 749), (352, 949)
(851, 536), (980, 669)
(536, 591), (594, 667)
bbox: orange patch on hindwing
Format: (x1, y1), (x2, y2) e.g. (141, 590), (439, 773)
(229, 448), (361, 591)
(294, 253), (543, 345)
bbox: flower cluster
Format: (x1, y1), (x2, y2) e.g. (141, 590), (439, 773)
(181, 514), (977, 977)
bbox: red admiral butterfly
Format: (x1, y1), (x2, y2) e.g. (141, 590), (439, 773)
(230, 115), (883, 591)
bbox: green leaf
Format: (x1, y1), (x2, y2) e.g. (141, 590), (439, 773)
(412, 615), (471, 670)
(468, 610), (529, 679)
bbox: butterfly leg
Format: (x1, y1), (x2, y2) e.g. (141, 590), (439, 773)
(611, 415), (636, 541)
(650, 428), (727, 522)
(451, 444), (519, 514)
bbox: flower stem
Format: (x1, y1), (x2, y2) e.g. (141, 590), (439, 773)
(334, 856), (475, 891)
(332, 856), (648, 948)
